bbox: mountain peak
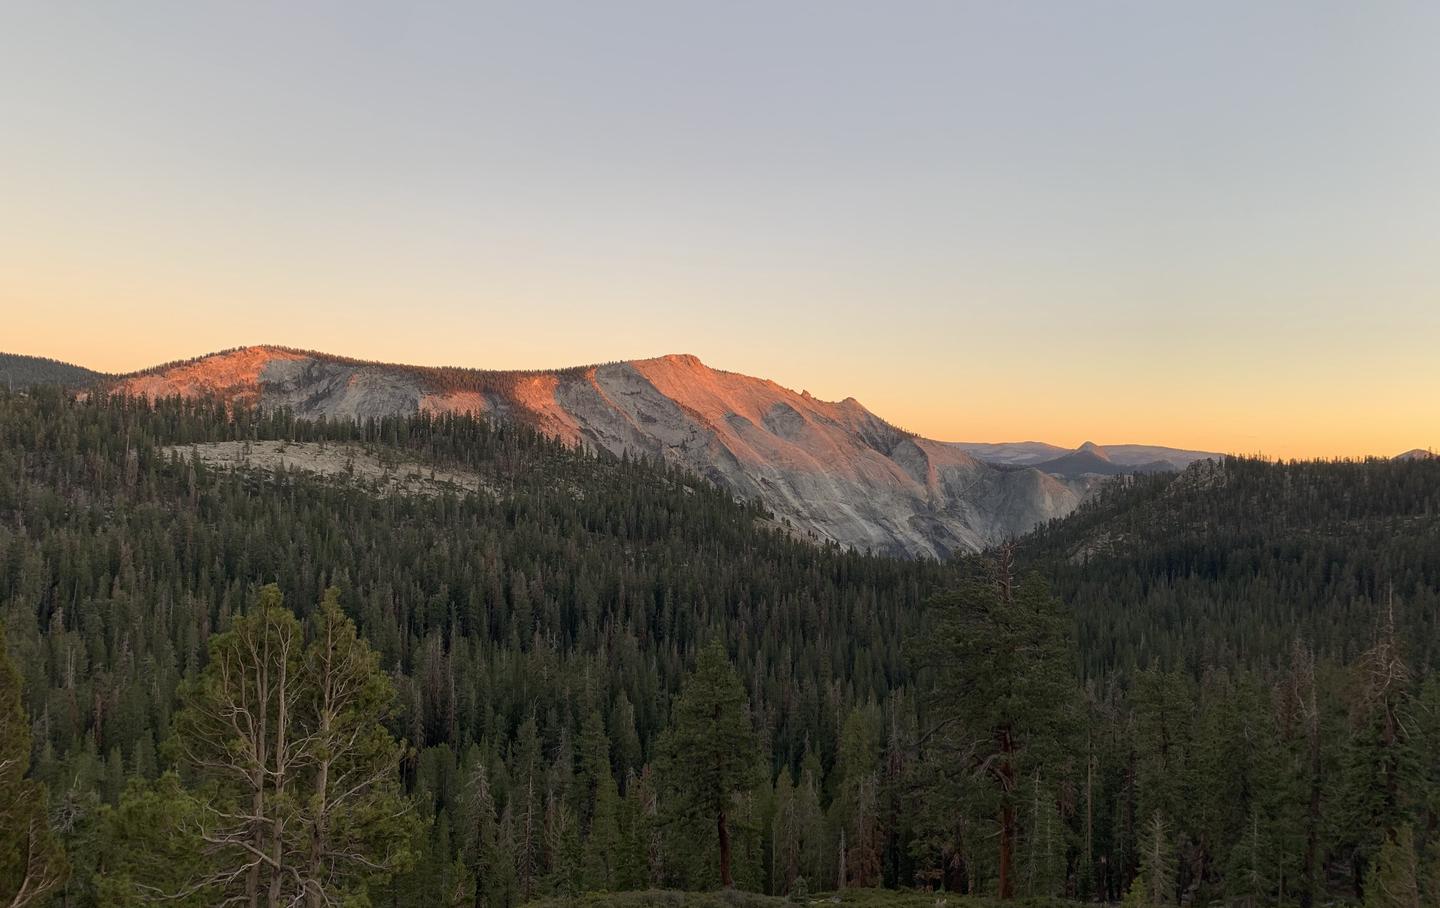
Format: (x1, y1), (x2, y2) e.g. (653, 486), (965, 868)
(1077, 441), (1112, 460)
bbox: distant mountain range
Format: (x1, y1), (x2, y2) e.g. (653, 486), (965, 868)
(949, 439), (1218, 474)
(0, 345), (1339, 557)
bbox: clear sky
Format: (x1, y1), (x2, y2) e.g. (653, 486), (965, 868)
(3, 1), (1438, 458)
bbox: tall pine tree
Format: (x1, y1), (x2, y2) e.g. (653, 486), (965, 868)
(658, 640), (759, 888)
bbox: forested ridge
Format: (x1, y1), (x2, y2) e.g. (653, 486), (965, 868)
(0, 355), (104, 391)
(1, 389), (1438, 906)
(1022, 457), (1440, 676)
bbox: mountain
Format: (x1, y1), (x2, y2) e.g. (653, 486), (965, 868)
(1396, 447), (1436, 460)
(1026, 440), (1179, 479)
(952, 439), (1216, 471)
(88, 345), (1098, 557)
(0, 352), (106, 389)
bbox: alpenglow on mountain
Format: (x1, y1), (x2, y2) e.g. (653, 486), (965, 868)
(22, 345), (1209, 557)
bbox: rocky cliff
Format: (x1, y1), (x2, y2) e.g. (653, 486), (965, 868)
(104, 345), (1095, 557)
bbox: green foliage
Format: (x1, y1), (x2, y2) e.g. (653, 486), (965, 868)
(1024, 457), (1440, 676)
(5, 391), (1440, 904)
(911, 561), (1077, 898)
(659, 641), (761, 889)
(0, 618), (67, 907)
(1363, 825), (1421, 908)
(1129, 811), (1176, 908)
(88, 774), (213, 907)
(165, 585), (418, 905)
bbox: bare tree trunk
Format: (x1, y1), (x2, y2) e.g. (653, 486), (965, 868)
(268, 635), (292, 908)
(998, 799), (1015, 900)
(248, 631), (271, 908)
(306, 620), (335, 908)
(1085, 742), (1095, 899)
(996, 726), (1017, 900)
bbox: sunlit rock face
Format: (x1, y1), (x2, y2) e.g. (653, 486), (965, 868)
(108, 346), (1092, 558)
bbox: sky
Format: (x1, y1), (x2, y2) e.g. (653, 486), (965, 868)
(3, 1), (1438, 459)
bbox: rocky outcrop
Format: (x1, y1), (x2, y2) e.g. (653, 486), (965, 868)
(106, 345), (1095, 558)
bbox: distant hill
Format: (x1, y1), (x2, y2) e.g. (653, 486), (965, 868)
(952, 439), (1217, 472)
(0, 352), (106, 389)
(1027, 440), (1179, 478)
(1396, 447), (1436, 460)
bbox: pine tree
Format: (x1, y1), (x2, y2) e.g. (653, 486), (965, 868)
(168, 585), (418, 906)
(0, 619), (68, 907)
(1224, 808), (1272, 908)
(1124, 810), (1176, 908)
(1131, 666), (1195, 842)
(581, 771), (622, 890)
(1019, 771), (1066, 899)
(1420, 836), (1440, 908)
(1364, 825), (1420, 908)
(509, 715), (544, 900)
(834, 707), (882, 887)
(89, 774), (212, 907)
(542, 789), (580, 895)
(796, 751), (827, 887)
(1342, 595), (1422, 896)
(913, 558), (1076, 899)
(461, 754), (501, 908)
(626, 766), (664, 889)
(608, 694), (643, 780)
(772, 769), (800, 894)
(658, 640), (760, 888)
(298, 588), (419, 906)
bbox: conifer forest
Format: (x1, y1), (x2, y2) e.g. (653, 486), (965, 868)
(3, 388), (1440, 907)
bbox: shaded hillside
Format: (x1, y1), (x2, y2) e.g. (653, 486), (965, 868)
(0, 352), (105, 389)
(1022, 456), (1440, 675)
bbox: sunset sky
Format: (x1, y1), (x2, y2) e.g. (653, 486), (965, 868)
(3, 1), (1438, 459)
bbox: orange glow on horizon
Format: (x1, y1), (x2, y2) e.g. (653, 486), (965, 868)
(4, 280), (1433, 463)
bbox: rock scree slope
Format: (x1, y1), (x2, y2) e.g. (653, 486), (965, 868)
(102, 345), (1097, 557)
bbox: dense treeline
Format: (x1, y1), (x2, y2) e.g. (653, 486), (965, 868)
(2, 389), (1439, 906)
(0, 355), (103, 391)
(1023, 457), (1440, 677)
